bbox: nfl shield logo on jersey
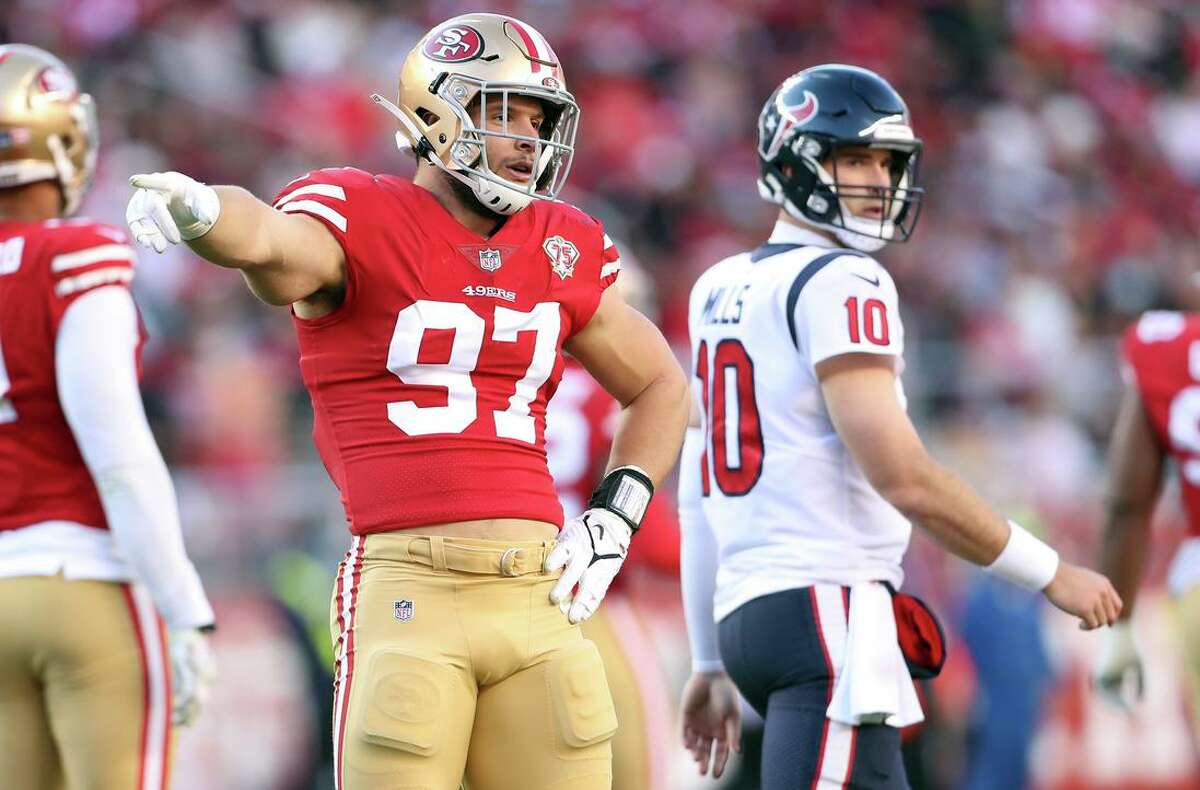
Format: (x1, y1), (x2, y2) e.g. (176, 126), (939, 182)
(478, 248), (503, 272)
(543, 235), (579, 280)
(393, 599), (414, 622)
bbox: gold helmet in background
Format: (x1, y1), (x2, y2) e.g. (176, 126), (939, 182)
(0, 44), (98, 216)
(373, 13), (579, 215)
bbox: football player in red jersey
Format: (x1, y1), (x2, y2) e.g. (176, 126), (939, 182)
(0, 45), (215, 789)
(124, 13), (689, 790)
(1096, 311), (1200, 722)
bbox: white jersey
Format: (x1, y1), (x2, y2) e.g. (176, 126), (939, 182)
(686, 222), (912, 621)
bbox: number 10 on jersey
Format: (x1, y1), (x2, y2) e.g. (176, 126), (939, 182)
(696, 339), (764, 496)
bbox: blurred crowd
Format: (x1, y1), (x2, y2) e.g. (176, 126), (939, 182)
(5, 0), (1200, 787)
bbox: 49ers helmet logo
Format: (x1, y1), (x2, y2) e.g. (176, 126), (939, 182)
(37, 66), (78, 100)
(424, 25), (485, 63)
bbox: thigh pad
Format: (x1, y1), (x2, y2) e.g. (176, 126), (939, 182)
(356, 650), (459, 758)
(546, 641), (618, 750)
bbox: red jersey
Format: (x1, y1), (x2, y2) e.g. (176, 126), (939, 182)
(0, 218), (139, 532)
(545, 358), (680, 576)
(272, 169), (620, 535)
(1122, 311), (1200, 537)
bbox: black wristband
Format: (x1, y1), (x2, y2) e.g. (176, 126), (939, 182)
(587, 465), (654, 533)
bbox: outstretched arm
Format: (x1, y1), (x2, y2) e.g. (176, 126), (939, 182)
(127, 172), (344, 306)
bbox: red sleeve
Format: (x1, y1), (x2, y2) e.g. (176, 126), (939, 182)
(272, 167), (377, 324)
(271, 167), (375, 261)
(562, 216), (622, 337)
(599, 230), (621, 292)
(43, 222), (137, 331)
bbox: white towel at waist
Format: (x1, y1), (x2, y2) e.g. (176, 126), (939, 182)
(827, 581), (924, 728)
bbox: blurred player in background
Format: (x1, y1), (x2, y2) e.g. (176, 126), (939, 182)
(0, 44), (215, 789)
(677, 64), (1122, 788)
(124, 13), (689, 790)
(1096, 310), (1200, 730)
(546, 250), (678, 790)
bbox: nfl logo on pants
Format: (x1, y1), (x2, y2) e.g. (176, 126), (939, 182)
(393, 599), (414, 622)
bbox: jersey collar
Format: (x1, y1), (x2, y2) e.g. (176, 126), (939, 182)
(766, 220), (838, 248)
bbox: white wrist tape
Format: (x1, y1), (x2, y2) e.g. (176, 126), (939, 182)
(985, 520), (1059, 591)
(691, 658), (726, 673)
(177, 183), (221, 241)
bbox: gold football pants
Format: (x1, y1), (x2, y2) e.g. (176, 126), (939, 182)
(330, 534), (617, 790)
(0, 575), (172, 790)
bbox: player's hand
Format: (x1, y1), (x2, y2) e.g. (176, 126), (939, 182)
(1043, 561), (1123, 630)
(1093, 621), (1144, 710)
(167, 628), (216, 727)
(126, 171), (221, 252)
(680, 671), (742, 779)
(545, 509), (631, 624)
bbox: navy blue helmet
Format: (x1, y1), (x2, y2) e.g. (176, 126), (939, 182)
(757, 64), (923, 252)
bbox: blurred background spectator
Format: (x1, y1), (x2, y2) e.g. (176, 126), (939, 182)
(4, 0), (1200, 787)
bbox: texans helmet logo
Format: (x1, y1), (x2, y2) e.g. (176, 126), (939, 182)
(423, 25), (485, 63)
(762, 89), (820, 161)
(779, 90), (819, 126)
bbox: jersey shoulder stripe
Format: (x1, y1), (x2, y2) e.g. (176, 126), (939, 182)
(272, 182), (347, 208)
(782, 248), (868, 348)
(50, 243), (135, 272)
(271, 168), (375, 241)
(37, 223), (138, 307)
(278, 199), (348, 232)
(55, 266), (135, 296)
(600, 233), (620, 279)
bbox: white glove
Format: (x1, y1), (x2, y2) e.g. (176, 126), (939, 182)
(168, 628), (216, 727)
(545, 508), (632, 624)
(1093, 620), (1144, 710)
(126, 171), (221, 252)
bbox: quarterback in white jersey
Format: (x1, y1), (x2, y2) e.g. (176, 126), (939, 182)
(677, 64), (1122, 789)
(688, 231), (910, 621)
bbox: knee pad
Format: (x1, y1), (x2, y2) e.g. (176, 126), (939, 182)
(355, 650), (456, 757)
(547, 641), (619, 750)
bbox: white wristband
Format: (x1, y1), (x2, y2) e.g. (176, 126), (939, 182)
(177, 183), (221, 241)
(985, 520), (1060, 591)
(692, 658), (726, 673)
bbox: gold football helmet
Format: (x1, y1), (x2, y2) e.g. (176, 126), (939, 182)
(0, 44), (98, 216)
(372, 13), (579, 215)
